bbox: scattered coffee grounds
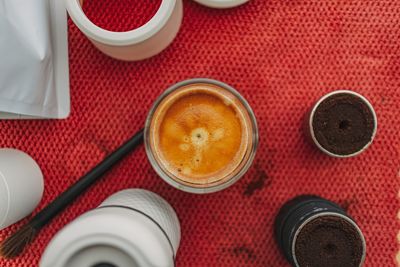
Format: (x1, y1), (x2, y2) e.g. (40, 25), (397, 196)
(294, 216), (364, 267)
(312, 93), (375, 156)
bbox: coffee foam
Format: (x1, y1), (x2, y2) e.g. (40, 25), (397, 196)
(149, 83), (251, 185)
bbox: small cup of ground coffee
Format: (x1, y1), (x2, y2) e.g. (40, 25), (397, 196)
(274, 195), (366, 267)
(306, 90), (377, 157)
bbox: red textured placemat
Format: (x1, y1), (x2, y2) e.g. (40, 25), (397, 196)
(1, 0), (400, 266)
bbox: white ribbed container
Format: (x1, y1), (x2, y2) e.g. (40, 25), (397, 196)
(40, 189), (181, 267)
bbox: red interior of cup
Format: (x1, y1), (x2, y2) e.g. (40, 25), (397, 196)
(82, 0), (162, 32)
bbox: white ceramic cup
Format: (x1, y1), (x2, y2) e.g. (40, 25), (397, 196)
(40, 189), (181, 267)
(0, 149), (44, 230)
(65, 0), (183, 61)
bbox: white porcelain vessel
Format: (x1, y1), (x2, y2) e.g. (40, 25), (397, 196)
(0, 149), (44, 230)
(65, 0), (183, 61)
(40, 189), (181, 267)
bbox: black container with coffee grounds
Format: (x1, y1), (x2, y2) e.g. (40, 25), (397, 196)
(274, 195), (366, 267)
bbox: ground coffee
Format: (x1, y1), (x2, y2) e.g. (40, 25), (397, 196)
(312, 93), (375, 156)
(294, 215), (364, 267)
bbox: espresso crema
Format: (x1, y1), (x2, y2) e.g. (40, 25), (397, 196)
(148, 82), (254, 186)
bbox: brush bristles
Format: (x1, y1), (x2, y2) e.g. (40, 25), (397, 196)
(0, 224), (37, 259)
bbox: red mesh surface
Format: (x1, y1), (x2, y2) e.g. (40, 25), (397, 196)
(82, 0), (162, 31)
(1, 0), (400, 266)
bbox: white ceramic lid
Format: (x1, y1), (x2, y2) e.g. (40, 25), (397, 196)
(193, 0), (249, 8)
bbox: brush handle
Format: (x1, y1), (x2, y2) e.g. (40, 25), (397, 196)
(30, 129), (144, 229)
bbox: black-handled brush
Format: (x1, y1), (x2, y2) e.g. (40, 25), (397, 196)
(0, 128), (144, 259)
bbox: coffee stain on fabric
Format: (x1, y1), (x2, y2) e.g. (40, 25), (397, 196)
(244, 166), (271, 196)
(231, 245), (257, 262)
(66, 136), (108, 177)
(339, 198), (358, 212)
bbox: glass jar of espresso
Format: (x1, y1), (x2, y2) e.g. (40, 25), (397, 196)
(145, 78), (259, 194)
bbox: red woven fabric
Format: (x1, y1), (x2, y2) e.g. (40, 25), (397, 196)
(1, 0), (400, 266)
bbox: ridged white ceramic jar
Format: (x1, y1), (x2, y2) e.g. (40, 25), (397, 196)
(40, 189), (181, 267)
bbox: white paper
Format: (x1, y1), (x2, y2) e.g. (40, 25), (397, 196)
(0, 0), (70, 119)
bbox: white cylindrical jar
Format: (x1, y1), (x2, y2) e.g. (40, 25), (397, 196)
(40, 189), (181, 267)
